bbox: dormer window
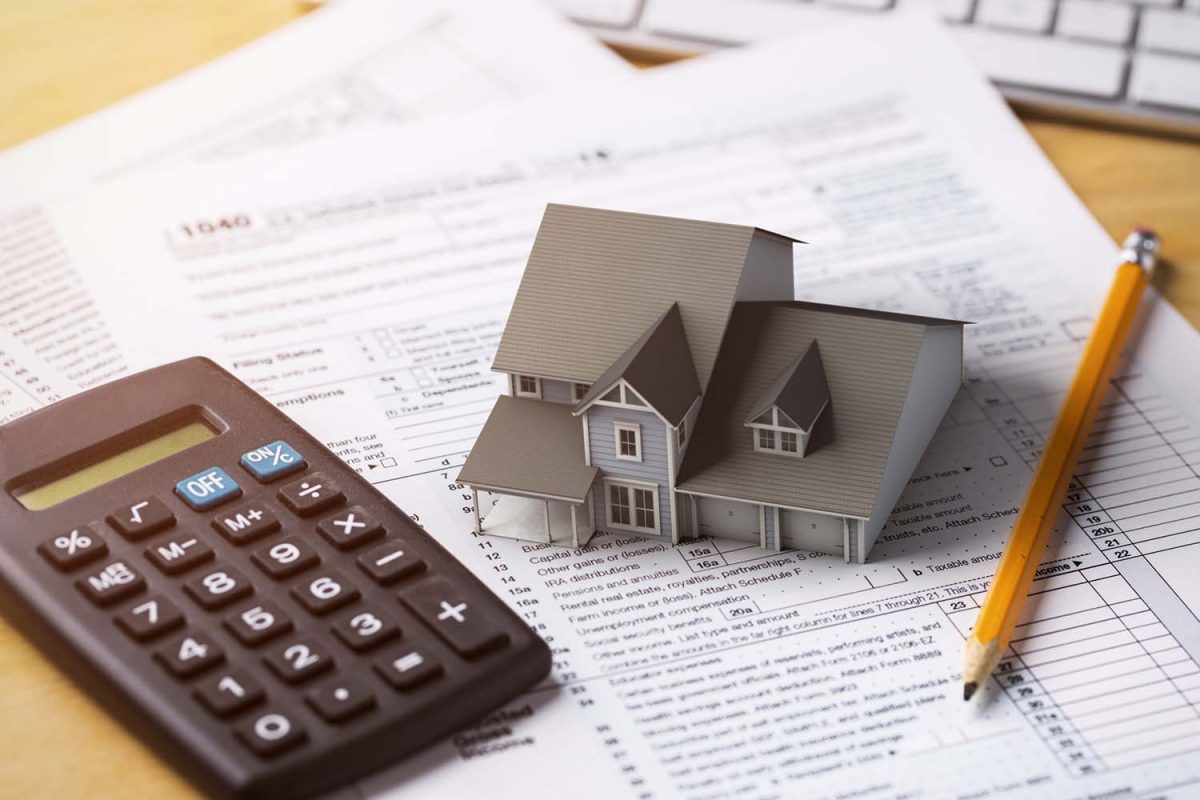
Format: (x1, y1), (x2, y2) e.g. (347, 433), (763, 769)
(753, 414), (805, 457)
(744, 342), (831, 460)
(516, 375), (541, 398)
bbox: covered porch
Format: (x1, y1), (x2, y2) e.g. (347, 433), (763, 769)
(458, 395), (600, 549)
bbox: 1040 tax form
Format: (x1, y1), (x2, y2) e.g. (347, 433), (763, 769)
(28, 12), (1200, 799)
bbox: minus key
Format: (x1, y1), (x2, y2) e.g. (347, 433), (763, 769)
(356, 540), (424, 586)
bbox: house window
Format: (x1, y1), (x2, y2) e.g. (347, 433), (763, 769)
(678, 419), (688, 447)
(754, 425), (803, 457)
(606, 480), (659, 533)
(614, 422), (641, 462)
(516, 375), (540, 397)
(573, 383), (591, 402)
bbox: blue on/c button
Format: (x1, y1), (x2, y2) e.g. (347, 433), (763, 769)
(175, 467), (242, 510)
(239, 440), (306, 483)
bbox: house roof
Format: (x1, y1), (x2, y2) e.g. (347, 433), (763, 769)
(573, 303), (700, 426)
(677, 301), (965, 518)
(491, 203), (801, 389)
(458, 395), (599, 502)
(744, 340), (830, 432)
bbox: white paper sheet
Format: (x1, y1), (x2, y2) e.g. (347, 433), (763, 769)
(0, 0), (629, 391)
(24, 10), (1200, 799)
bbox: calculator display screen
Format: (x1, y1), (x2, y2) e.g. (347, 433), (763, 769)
(13, 420), (216, 511)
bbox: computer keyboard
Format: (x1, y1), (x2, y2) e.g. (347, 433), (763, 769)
(554, 0), (1200, 138)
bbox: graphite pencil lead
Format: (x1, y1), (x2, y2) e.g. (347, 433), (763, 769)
(963, 682), (977, 702)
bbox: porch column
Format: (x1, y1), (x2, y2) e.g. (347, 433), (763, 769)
(571, 504), (580, 549)
(471, 488), (482, 534)
(544, 499), (552, 544)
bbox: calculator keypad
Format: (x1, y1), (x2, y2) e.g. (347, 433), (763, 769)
(306, 680), (375, 723)
(251, 537), (320, 580)
(317, 506), (384, 551)
(115, 595), (185, 642)
(184, 565), (253, 610)
(146, 534), (213, 575)
(212, 500), (281, 545)
(400, 576), (509, 658)
(356, 539), (424, 585)
(108, 497), (176, 541)
(224, 601), (293, 646)
(277, 473), (344, 517)
(39, 526), (108, 571)
(265, 638), (334, 683)
(195, 669), (265, 717)
(37, 429), (532, 775)
(77, 560), (146, 606)
(156, 631), (225, 678)
(291, 570), (359, 615)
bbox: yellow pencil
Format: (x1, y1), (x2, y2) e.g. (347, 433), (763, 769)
(963, 228), (1160, 701)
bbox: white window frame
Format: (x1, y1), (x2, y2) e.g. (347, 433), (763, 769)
(573, 382), (591, 402)
(613, 421), (642, 462)
(753, 423), (805, 458)
(604, 479), (660, 534)
(677, 418), (687, 448)
(515, 375), (541, 398)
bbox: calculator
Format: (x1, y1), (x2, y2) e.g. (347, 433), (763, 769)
(0, 357), (550, 799)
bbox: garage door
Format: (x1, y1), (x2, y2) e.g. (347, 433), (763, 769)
(780, 510), (844, 555)
(696, 496), (759, 544)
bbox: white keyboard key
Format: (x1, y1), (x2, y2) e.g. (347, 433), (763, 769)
(549, 0), (641, 28)
(955, 28), (1127, 97)
(816, 0), (893, 10)
(937, 0), (975, 21)
(1130, 52), (1200, 110)
(1056, 0), (1135, 44)
(1139, 9), (1200, 57)
(643, 0), (849, 45)
(976, 0), (1054, 32)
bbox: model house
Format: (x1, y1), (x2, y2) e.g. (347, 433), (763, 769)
(458, 204), (965, 563)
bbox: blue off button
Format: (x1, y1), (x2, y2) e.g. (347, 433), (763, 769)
(175, 467), (242, 510)
(239, 440), (305, 482)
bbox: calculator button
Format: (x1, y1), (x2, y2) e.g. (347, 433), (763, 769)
(175, 467), (242, 511)
(356, 539), (424, 585)
(264, 638), (334, 684)
(317, 506), (384, 551)
(145, 534), (213, 575)
(107, 497), (175, 540)
(332, 609), (399, 652)
(235, 710), (306, 757)
(305, 680), (375, 723)
(184, 565), (253, 610)
(155, 631), (224, 678)
(224, 601), (293, 646)
(277, 473), (344, 517)
(400, 577), (509, 658)
(194, 669), (265, 717)
(374, 649), (442, 691)
(39, 526), (107, 571)
(212, 500), (281, 545)
(240, 440), (306, 483)
(291, 570), (359, 615)
(76, 560), (146, 607)
(115, 595), (185, 642)
(251, 537), (320, 580)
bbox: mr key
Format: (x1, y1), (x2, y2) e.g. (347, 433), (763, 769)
(0, 357), (549, 799)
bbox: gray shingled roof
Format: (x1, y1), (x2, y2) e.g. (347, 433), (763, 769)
(677, 301), (963, 518)
(573, 303), (700, 426)
(744, 341), (830, 432)
(458, 396), (599, 502)
(492, 204), (800, 389)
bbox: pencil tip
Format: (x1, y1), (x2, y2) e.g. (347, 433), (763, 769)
(963, 682), (977, 702)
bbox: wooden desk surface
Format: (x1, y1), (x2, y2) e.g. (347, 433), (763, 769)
(1, 3), (1198, 798)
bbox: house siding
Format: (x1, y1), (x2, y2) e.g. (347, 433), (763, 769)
(587, 404), (672, 540)
(541, 379), (574, 404)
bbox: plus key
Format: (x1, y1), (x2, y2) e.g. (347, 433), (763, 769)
(399, 577), (508, 658)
